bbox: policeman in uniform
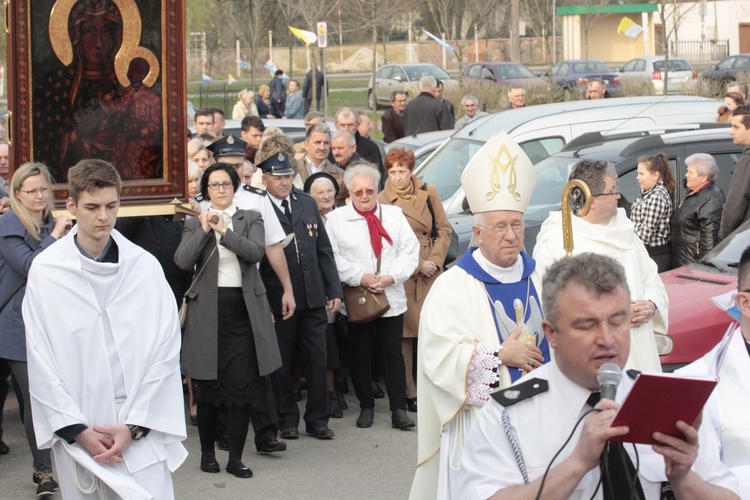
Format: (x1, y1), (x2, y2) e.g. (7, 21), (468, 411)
(258, 152), (342, 440)
(204, 135), (295, 453)
(460, 253), (739, 499)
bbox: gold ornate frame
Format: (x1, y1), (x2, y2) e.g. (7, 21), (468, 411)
(6, 0), (187, 205)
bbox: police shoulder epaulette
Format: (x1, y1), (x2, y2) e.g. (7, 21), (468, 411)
(626, 369), (641, 380)
(243, 185), (266, 196)
(492, 378), (548, 407)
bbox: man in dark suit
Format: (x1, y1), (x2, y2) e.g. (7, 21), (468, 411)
(382, 91), (406, 143)
(303, 67), (326, 115)
(403, 76), (453, 136)
(259, 152), (343, 441)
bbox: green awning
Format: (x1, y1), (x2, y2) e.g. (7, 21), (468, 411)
(557, 3), (658, 15)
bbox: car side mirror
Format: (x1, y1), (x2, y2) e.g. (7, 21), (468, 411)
(712, 64), (718, 70)
(614, 66), (622, 72)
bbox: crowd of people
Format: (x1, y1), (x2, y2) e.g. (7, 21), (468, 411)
(2, 76), (750, 499)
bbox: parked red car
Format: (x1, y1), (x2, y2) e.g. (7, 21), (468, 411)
(659, 219), (750, 370)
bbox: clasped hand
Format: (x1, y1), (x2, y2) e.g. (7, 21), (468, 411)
(360, 273), (394, 294)
(199, 211), (227, 235)
(75, 425), (133, 463)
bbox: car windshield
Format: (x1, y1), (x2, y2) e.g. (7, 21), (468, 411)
(653, 59), (691, 71)
(496, 64), (536, 78)
(702, 219), (750, 273)
(417, 137), (566, 201)
(573, 62), (610, 73)
(525, 155), (579, 222)
(405, 65), (451, 81)
(416, 138), (484, 199)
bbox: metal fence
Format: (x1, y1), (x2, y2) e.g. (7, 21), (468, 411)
(197, 84), (235, 111)
(669, 39), (729, 62)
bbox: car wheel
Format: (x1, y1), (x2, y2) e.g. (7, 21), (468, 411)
(368, 90), (379, 111)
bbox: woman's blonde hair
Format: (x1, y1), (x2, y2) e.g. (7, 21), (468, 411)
(9, 162), (55, 241)
(187, 138), (211, 160)
(238, 89), (254, 101)
(258, 84), (270, 96)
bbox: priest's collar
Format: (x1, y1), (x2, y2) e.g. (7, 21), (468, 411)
(472, 249), (523, 283)
(457, 247), (536, 284)
(74, 235), (118, 263)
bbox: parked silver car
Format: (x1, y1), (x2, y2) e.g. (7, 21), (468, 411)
(617, 56), (697, 94)
(367, 63), (455, 110)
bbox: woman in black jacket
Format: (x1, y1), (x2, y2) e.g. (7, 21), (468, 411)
(671, 153), (725, 267)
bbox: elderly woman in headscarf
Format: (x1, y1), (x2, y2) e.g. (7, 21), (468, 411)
(324, 162), (419, 430)
(377, 148), (452, 412)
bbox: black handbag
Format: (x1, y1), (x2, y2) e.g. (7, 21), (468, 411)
(423, 183), (459, 266)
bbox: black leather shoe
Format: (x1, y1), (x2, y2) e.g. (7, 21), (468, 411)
(391, 409), (415, 430)
(256, 436), (287, 453)
(336, 390), (348, 411)
(356, 408), (375, 428)
(406, 397), (418, 413)
(0, 441), (8, 455)
(226, 462), (253, 478)
(279, 427), (300, 440)
(200, 454), (220, 473)
(306, 425), (335, 439)
(372, 381), (385, 399)
(329, 392), (343, 418)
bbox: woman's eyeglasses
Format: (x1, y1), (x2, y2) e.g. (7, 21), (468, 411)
(17, 186), (49, 197)
(207, 182), (233, 191)
(351, 188), (376, 197)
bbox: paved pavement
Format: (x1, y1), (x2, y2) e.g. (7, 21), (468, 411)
(0, 389), (418, 499)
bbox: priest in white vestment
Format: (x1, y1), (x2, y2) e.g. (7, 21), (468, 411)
(678, 248), (750, 498)
(23, 161), (187, 500)
(410, 133), (551, 499)
(533, 159), (668, 373)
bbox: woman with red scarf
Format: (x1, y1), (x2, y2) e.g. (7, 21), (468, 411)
(324, 163), (420, 430)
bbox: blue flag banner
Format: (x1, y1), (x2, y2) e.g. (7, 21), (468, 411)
(423, 30), (457, 57)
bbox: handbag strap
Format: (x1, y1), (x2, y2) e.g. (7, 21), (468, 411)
(0, 278), (26, 315)
(184, 243), (218, 297)
(422, 183), (438, 241)
(377, 206), (383, 274)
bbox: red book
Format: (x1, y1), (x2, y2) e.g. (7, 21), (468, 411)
(610, 323), (733, 445)
(609, 372), (717, 445)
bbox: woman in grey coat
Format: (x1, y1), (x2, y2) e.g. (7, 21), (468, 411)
(174, 164), (281, 479)
(0, 163), (71, 495)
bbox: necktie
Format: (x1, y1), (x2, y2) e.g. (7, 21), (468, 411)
(281, 199), (292, 223)
(588, 392), (646, 500)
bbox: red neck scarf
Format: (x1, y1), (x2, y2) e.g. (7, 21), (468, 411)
(354, 204), (392, 257)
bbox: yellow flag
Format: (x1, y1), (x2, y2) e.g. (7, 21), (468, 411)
(288, 26), (316, 46)
(617, 17), (644, 39)
(228, 74), (237, 85)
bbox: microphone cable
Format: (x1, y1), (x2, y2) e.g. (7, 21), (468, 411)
(535, 408), (601, 500)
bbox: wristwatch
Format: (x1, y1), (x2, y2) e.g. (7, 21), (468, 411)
(127, 424), (150, 441)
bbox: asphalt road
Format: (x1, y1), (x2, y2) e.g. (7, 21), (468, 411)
(0, 389), (417, 499)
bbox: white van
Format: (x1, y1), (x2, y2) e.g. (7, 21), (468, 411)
(415, 95), (723, 214)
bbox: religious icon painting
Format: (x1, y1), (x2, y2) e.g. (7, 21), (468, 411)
(7, 0), (188, 203)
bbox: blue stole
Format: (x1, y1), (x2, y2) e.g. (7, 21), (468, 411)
(456, 248), (551, 382)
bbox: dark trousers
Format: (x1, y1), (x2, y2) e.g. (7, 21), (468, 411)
(3, 359), (52, 472)
(250, 377), (278, 446)
(271, 307), (329, 430)
(347, 315), (407, 411)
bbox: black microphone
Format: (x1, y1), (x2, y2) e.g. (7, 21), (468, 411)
(597, 363), (622, 401)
